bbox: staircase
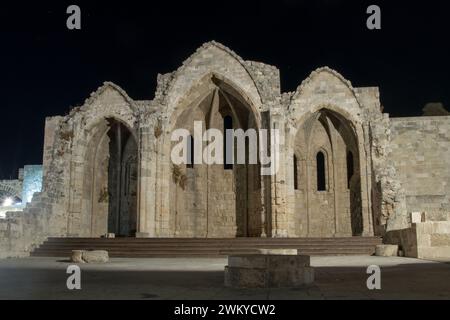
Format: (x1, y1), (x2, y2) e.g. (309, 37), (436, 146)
(31, 237), (382, 258)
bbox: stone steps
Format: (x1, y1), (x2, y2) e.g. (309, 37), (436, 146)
(31, 236), (382, 257)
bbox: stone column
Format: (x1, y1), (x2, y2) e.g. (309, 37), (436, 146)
(359, 123), (374, 236)
(269, 113), (288, 237)
(259, 111), (270, 237)
(137, 123), (157, 237)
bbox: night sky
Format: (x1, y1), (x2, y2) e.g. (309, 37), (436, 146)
(0, 0), (449, 179)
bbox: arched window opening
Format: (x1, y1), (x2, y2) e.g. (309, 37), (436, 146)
(316, 151), (326, 191)
(347, 151), (354, 189)
(187, 135), (194, 168)
(293, 154), (299, 190)
(224, 115), (233, 170)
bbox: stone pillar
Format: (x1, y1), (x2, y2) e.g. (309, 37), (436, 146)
(360, 123), (374, 236)
(157, 124), (172, 237)
(259, 111), (270, 237)
(137, 123), (157, 237)
(269, 113), (288, 237)
(284, 125), (296, 237)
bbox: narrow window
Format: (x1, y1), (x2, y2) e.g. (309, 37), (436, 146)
(293, 154), (299, 190)
(187, 135), (194, 168)
(347, 151), (354, 189)
(224, 115), (233, 170)
(317, 151), (326, 191)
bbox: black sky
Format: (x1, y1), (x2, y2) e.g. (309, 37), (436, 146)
(0, 0), (449, 179)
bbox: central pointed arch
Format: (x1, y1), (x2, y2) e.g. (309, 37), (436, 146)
(166, 73), (263, 238)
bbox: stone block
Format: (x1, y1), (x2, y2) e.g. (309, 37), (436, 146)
(225, 254), (314, 288)
(423, 211), (448, 222)
(375, 244), (398, 257)
(82, 250), (109, 263)
(70, 250), (84, 263)
(411, 212), (423, 224)
(433, 222), (450, 234)
(415, 222), (434, 235)
(0, 222), (8, 231)
(430, 234), (450, 247)
(70, 250), (109, 263)
(257, 248), (298, 255)
(418, 246), (450, 259)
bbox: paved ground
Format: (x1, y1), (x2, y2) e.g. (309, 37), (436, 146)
(0, 256), (449, 299)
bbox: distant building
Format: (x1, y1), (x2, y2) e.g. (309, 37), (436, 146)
(0, 165), (43, 218)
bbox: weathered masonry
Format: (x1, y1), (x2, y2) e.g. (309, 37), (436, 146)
(1, 41), (449, 258)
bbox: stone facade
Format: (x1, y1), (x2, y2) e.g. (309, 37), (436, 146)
(389, 116), (450, 216)
(1, 41), (449, 258)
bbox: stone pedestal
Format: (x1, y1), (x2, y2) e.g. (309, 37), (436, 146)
(224, 254), (314, 288)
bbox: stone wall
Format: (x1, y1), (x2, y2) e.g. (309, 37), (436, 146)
(381, 116), (450, 258)
(0, 192), (60, 258)
(389, 116), (450, 217)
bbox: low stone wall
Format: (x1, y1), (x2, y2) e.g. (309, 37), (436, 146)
(0, 211), (47, 258)
(0, 192), (66, 259)
(385, 221), (450, 259)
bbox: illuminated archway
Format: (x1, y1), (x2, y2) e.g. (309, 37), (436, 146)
(292, 108), (363, 237)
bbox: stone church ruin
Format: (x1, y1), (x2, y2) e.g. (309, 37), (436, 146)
(1, 41), (449, 259)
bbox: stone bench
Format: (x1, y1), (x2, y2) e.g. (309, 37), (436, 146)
(224, 254), (314, 288)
